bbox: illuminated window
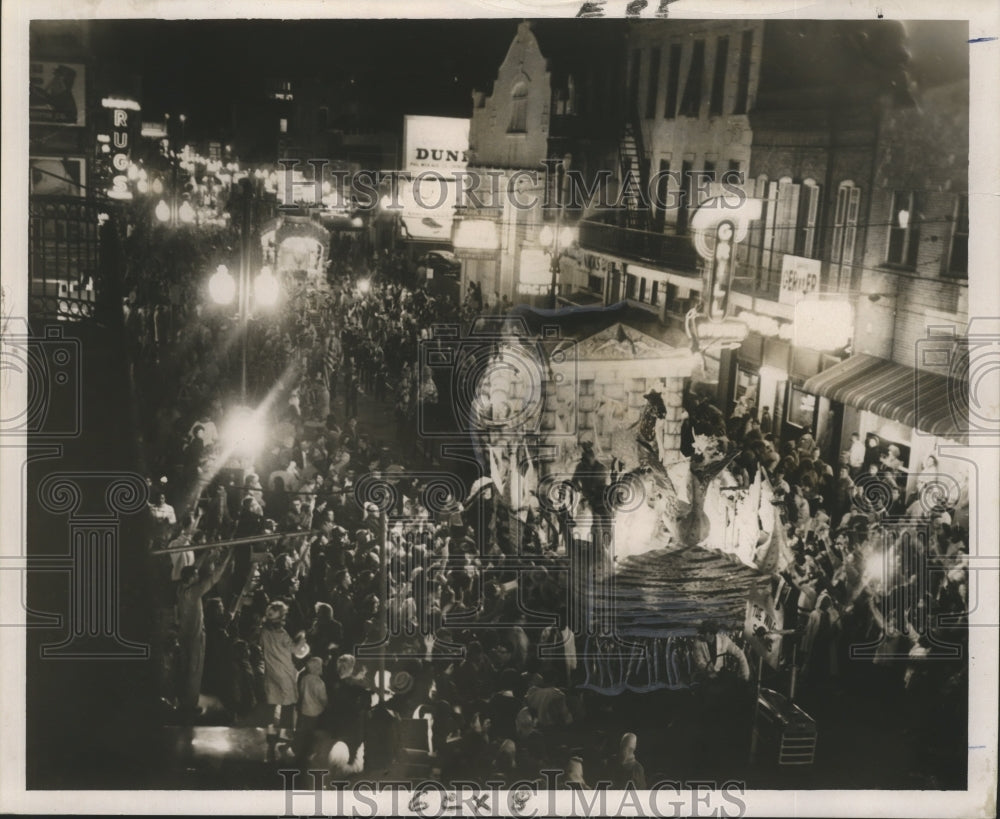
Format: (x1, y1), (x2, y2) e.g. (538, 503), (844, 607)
(887, 190), (921, 268)
(279, 118), (288, 134)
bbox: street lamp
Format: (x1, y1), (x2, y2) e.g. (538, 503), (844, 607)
(209, 265), (237, 305)
(178, 198), (196, 224)
(208, 258), (282, 398)
(254, 266), (280, 309)
(539, 222), (577, 309)
(543, 154), (574, 308)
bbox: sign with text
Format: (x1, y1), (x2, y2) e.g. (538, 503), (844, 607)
(779, 255), (822, 305)
(744, 584), (784, 669)
(400, 116), (470, 240)
(402, 115), (470, 172)
(104, 101), (140, 200)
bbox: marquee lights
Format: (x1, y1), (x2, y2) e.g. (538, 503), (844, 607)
(101, 97), (141, 111)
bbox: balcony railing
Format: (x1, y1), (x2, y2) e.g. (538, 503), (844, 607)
(578, 217), (700, 273)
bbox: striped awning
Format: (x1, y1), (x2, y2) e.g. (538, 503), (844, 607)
(803, 353), (968, 442)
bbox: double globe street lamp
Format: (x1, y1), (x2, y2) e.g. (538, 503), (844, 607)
(208, 263), (282, 401)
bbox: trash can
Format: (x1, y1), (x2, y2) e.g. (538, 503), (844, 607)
(755, 687), (817, 765)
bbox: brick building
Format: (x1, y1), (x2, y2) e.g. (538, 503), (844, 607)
(580, 19), (764, 323)
(803, 31), (970, 487)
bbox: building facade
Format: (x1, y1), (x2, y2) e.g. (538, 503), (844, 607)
(802, 52), (970, 495)
(453, 20), (626, 309)
(573, 19), (969, 484)
(578, 19), (765, 326)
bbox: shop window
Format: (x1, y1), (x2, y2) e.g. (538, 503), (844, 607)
(709, 36), (729, 116)
(786, 386), (816, 429)
(651, 280), (660, 306)
(945, 193), (968, 278)
(509, 82), (528, 133)
(733, 30), (753, 114)
(678, 40), (705, 118)
(735, 366), (760, 407)
(625, 273), (637, 300)
(886, 190), (921, 268)
(587, 274), (604, 294)
(664, 43), (682, 119)
(639, 277), (647, 302)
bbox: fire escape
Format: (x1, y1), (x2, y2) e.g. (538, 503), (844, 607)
(618, 100), (651, 231)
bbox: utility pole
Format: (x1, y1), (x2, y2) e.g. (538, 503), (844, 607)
(550, 154), (572, 310)
(239, 177), (253, 402)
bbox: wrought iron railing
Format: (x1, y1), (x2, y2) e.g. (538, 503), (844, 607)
(28, 196), (116, 324)
(578, 217), (700, 273)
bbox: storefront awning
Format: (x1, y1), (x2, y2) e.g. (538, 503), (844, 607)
(802, 353), (968, 441)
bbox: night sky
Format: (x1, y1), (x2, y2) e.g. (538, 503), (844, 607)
(42, 18), (969, 141)
(86, 19), (522, 138)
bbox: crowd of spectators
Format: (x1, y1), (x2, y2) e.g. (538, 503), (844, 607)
(127, 207), (968, 785)
(135, 231), (660, 786)
(719, 398), (969, 737)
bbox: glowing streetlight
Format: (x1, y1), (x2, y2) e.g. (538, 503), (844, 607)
(222, 405), (267, 459)
(155, 199), (171, 222)
(254, 266), (280, 308)
(208, 265), (236, 305)
(152, 178), (164, 195)
(137, 179), (149, 194)
(357, 278), (371, 295)
(178, 200), (196, 224)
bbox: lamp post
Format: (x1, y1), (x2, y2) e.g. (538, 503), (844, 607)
(155, 113), (193, 226)
(539, 222), (577, 310)
(208, 179), (280, 402)
(543, 154), (573, 309)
